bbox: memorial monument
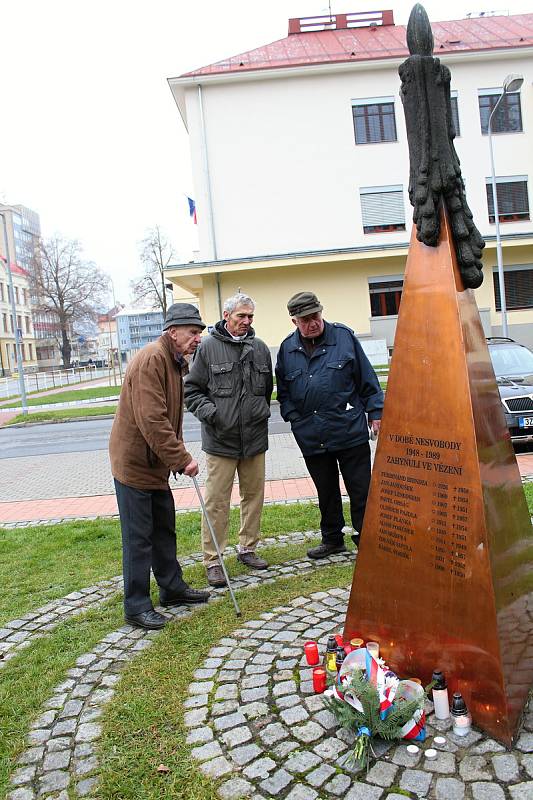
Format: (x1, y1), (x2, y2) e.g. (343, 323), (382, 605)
(344, 4), (533, 746)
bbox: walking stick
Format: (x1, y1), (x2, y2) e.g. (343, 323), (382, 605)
(191, 475), (241, 617)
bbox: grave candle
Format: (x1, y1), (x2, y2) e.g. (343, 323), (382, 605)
(304, 641), (319, 666)
(366, 641), (380, 658)
(312, 667), (327, 693)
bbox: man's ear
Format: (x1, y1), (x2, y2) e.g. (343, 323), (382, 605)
(292, 318), (297, 327)
(223, 310), (229, 321)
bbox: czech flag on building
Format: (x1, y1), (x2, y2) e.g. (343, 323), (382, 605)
(187, 196), (197, 224)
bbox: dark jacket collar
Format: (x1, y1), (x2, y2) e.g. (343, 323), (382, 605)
(212, 319), (255, 343)
(287, 320), (335, 352)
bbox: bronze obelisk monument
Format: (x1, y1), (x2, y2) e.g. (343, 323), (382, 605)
(344, 4), (533, 746)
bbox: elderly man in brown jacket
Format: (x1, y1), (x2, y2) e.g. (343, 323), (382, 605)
(109, 303), (210, 630)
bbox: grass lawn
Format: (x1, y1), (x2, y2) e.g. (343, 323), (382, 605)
(0, 502), (330, 624)
(0, 548), (350, 799)
(0, 596), (125, 797)
(5, 405), (118, 425)
(98, 562), (352, 800)
(0, 385), (122, 410)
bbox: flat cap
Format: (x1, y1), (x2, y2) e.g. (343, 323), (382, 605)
(163, 303), (206, 331)
(287, 291), (323, 318)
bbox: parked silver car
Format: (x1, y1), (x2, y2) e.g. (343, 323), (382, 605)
(487, 337), (533, 443)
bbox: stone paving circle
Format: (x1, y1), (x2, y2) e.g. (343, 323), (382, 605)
(6, 569), (533, 799)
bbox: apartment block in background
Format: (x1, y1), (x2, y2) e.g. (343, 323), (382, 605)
(116, 307), (164, 360)
(0, 258), (38, 375)
(0, 203), (61, 369)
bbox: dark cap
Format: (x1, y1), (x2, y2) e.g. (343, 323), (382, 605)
(287, 291), (323, 318)
(163, 303), (206, 331)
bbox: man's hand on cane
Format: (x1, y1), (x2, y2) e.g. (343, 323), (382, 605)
(183, 459), (199, 477)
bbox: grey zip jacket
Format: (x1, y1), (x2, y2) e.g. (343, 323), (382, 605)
(184, 322), (273, 458)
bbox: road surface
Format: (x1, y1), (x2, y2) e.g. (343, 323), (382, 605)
(0, 408), (291, 459)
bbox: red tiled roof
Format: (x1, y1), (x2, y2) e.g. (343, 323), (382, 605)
(182, 13), (533, 77)
(9, 263), (28, 277)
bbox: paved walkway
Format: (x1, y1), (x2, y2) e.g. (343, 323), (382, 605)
(5, 574), (533, 799)
(2, 446), (533, 527)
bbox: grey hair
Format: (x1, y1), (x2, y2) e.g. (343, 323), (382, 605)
(223, 293), (255, 314)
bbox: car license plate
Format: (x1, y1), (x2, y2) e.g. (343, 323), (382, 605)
(519, 417), (533, 429)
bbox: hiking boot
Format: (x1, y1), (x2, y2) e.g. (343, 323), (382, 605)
(307, 542), (347, 560)
(207, 564), (227, 587)
(237, 551), (269, 570)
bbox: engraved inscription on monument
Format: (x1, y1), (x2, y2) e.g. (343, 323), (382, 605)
(376, 433), (470, 579)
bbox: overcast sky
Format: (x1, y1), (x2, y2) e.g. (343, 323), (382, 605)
(2, 0), (529, 306)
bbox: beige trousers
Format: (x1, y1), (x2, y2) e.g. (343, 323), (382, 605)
(201, 452), (265, 567)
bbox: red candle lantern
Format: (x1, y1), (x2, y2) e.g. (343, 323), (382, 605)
(334, 633), (344, 647)
(304, 641), (319, 665)
(344, 643), (354, 655)
(312, 667), (327, 693)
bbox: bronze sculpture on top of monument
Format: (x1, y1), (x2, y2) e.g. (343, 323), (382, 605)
(344, 4), (533, 747)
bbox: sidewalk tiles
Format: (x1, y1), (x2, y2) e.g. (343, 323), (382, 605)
(0, 477), (320, 525)
(2, 455), (533, 527)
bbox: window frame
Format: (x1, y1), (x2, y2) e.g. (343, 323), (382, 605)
(351, 96), (398, 145)
(359, 184), (406, 235)
(478, 89), (523, 135)
(485, 176), (530, 224)
(368, 275), (404, 318)
(492, 264), (533, 312)
(450, 91), (460, 138)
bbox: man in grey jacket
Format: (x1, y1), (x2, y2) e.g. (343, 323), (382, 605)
(184, 293), (273, 587)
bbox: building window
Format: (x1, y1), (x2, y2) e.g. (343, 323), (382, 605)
(23, 288), (28, 305)
(15, 286), (20, 304)
(485, 177), (530, 224)
(0, 282), (3, 301)
(25, 315), (31, 333)
(360, 185), (405, 234)
(352, 97), (397, 144)
(2, 313), (7, 333)
(493, 267), (533, 311)
(479, 91), (522, 135)
(17, 314), (22, 331)
(28, 343), (33, 360)
(450, 92), (460, 137)
(369, 279), (404, 317)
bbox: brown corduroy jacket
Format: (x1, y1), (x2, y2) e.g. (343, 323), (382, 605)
(109, 335), (192, 490)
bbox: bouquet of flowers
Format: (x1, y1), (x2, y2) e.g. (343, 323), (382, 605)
(325, 646), (428, 769)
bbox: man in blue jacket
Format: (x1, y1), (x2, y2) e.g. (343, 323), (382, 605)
(276, 291), (383, 559)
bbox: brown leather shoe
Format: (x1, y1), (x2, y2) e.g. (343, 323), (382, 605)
(237, 551), (269, 570)
(207, 565), (227, 587)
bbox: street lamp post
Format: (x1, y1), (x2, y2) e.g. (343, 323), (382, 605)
(0, 211), (28, 414)
(488, 73), (524, 339)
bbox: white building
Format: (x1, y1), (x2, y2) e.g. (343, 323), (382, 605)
(167, 9), (533, 349)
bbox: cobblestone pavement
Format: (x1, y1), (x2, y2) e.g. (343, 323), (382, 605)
(6, 576), (533, 799)
(0, 434), (309, 502)
(6, 552), (354, 799)
(0, 530), (322, 667)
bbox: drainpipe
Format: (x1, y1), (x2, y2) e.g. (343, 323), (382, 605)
(198, 83), (222, 318)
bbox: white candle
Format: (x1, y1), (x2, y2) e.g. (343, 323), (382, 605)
(366, 641), (379, 657)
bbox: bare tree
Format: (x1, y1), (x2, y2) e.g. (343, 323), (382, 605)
(131, 226), (175, 316)
(31, 236), (109, 368)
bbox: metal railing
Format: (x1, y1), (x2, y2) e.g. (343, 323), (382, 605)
(0, 366), (106, 400)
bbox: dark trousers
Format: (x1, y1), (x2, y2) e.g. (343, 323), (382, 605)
(114, 479), (188, 616)
(304, 442), (371, 545)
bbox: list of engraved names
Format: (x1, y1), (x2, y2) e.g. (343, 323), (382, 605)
(377, 433), (469, 578)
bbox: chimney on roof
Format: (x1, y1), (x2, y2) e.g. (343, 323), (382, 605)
(288, 9), (394, 34)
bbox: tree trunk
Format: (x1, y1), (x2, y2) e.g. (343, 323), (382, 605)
(61, 326), (72, 368)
